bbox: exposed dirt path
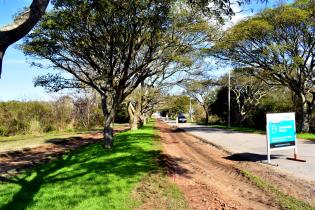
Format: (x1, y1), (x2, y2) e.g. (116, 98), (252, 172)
(157, 121), (315, 210)
(0, 127), (129, 176)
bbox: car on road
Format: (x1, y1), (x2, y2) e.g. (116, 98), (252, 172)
(178, 115), (187, 123)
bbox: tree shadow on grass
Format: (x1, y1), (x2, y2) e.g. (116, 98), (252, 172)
(0, 125), (166, 210)
(0, 136), (98, 175)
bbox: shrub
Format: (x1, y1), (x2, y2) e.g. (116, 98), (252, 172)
(27, 119), (43, 136)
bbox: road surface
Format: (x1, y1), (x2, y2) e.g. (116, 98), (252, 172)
(166, 121), (315, 182)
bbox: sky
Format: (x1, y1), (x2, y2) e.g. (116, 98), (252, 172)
(0, 0), (290, 101)
(0, 0), (55, 101)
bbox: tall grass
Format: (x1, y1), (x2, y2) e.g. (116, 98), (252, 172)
(0, 98), (104, 136)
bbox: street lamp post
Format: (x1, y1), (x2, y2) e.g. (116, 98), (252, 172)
(189, 97), (192, 122)
(228, 69), (231, 127)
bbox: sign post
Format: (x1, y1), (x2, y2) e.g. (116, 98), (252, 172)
(266, 112), (306, 164)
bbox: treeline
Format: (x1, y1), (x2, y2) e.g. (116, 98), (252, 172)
(0, 95), (128, 136)
(209, 86), (300, 131)
(160, 0), (315, 133)
(161, 85), (314, 132)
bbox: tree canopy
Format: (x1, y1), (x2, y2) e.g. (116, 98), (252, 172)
(23, 0), (214, 147)
(182, 79), (217, 123)
(212, 0), (315, 132)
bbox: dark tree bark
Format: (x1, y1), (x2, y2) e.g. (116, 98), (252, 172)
(103, 122), (114, 148)
(101, 95), (116, 148)
(204, 106), (209, 124)
(300, 94), (313, 133)
(205, 112), (209, 124)
(0, 0), (49, 77)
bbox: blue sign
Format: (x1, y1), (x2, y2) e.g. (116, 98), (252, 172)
(268, 120), (296, 148)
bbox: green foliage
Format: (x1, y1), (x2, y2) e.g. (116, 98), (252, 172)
(297, 133), (315, 141)
(0, 95), (104, 136)
(212, 0), (315, 132)
(27, 119), (44, 136)
(209, 86), (294, 130)
(247, 89), (295, 130)
(209, 86), (235, 124)
(0, 101), (54, 136)
(182, 79), (217, 123)
(114, 104), (129, 124)
(21, 0), (214, 146)
(160, 95), (190, 118)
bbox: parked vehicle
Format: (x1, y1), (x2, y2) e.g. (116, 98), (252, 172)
(178, 115), (187, 123)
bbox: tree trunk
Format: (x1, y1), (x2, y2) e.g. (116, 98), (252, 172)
(300, 94), (310, 133)
(128, 102), (139, 130)
(132, 98), (142, 130)
(131, 115), (139, 130)
(205, 112), (209, 124)
(142, 116), (147, 125)
(101, 95), (116, 149)
(103, 123), (113, 149)
(0, 0), (50, 77)
(203, 107), (208, 125)
(132, 108), (141, 130)
(202, 105), (209, 124)
(0, 49), (4, 77)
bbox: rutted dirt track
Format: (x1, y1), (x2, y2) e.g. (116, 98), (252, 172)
(157, 120), (315, 210)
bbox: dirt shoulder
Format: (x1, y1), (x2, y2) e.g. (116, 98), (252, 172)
(0, 126), (128, 176)
(0, 124), (130, 154)
(157, 120), (315, 210)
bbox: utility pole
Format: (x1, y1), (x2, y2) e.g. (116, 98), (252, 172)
(228, 69), (231, 127)
(189, 97), (192, 122)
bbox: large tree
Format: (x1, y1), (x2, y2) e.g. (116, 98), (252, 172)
(182, 79), (217, 124)
(23, 0), (211, 148)
(221, 69), (271, 124)
(0, 0), (266, 78)
(0, 0), (49, 77)
(212, 0), (315, 132)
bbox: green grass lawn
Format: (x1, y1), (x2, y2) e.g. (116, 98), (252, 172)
(0, 122), (186, 210)
(205, 124), (315, 141)
(296, 133), (315, 141)
(207, 124), (265, 134)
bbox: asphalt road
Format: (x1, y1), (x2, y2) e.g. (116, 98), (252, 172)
(166, 121), (315, 182)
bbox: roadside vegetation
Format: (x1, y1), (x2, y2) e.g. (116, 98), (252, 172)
(3, 0), (315, 143)
(197, 124), (315, 142)
(241, 170), (313, 210)
(159, 1), (315, 136)
(0, 95), (102, 136)
(1, 0), (314, 208)
(0, 121), (187, 210)
(0, 93), (129, 137)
